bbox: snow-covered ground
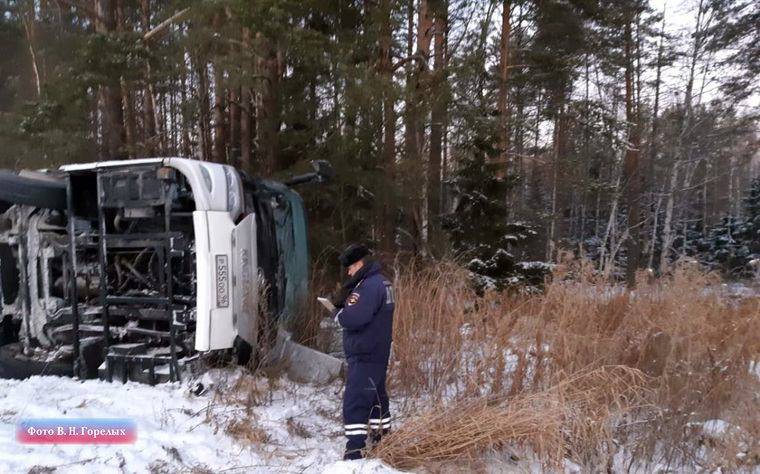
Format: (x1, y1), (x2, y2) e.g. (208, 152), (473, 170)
(1, 366), (756, 473)
(0, 370), (405, 474)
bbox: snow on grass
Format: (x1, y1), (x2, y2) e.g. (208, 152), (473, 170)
(0, 371), (407, 474)
(751, 360), (760, 379)
(319, 460), (405, 474)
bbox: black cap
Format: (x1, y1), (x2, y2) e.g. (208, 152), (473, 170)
(339, 244), (369, 267)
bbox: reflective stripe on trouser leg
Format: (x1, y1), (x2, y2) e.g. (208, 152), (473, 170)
(371, 373), (390, 445)
(345, 423), (368, 437)
(375, 367), (391, 439)
(343, 362), (389, 459)
(369, 416), (392, 430)
(370, 415), (391, 445)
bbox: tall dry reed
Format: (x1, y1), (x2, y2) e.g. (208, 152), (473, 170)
(375, 366), (651, 471)
(381, 258), (760, 471)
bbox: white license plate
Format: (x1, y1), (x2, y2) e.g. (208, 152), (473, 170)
(215, 255), (230, 308)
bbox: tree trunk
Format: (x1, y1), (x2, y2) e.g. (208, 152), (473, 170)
(547, 110), (562, 261)
(581, 57), (591, 239)
(121, 78), (137, 158)
(20, 1), (41, 99)
(414, 0), (432, 159)
(659, 161), (679, 273)
(229, 87), (240, 167)
(213, 63), (227, 163)
(240, 28), (252, 170)
(256, 33), (281, 175)
(658, 0), (706, 274)
(532, 91), (541, 216)
(170, 80), (177, 154)
(379, 0), (396, 256)
(427, 0), (447, 249)
(413, 0), (432, 251)
(497, 0), (511, 175)
(116, 0), (136, 159)
(141, 0), (158, 157)
(646, 11), (666, 267)
(142, 72), (158, 156)
(96, 0), (125, 159)
(600, 162), (624, 276)
(403, 0), (415, 170)
(196, 59), (212, 161)
(240, 85), (252, 170)
(624, 21), (642, 289)
(702, 172), (709, 237)
(180, 66), (192, 157)
(648, 193), (662, 269)
(729, 141), (737, 217)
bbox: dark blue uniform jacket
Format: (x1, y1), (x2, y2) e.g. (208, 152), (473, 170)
(335, 261), (394, 364)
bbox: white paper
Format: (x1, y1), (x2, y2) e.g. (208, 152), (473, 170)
(317, 297), (335, 311)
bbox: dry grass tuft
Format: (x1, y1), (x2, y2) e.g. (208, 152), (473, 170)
(389, 261), (474, 399)
(373, 366), (651, 470)
(380, 258), (760, 470)
(286, 416), (313, 439)
(209, 367), (276, 410)
(224, 418), (270, 444)
(148, 461), (216, 474)
(200, 369), (276, 449)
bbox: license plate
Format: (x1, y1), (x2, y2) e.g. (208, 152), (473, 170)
(215, 255), (230, 308)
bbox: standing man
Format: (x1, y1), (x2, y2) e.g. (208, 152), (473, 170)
(333, 244), (395, 460)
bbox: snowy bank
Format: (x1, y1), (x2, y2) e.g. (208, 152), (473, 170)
(0, 373), (405, 474)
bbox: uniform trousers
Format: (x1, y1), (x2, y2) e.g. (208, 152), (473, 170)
(343, 361), (391, 460)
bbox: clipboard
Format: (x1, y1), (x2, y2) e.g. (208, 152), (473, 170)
(317, 297), (335, 311)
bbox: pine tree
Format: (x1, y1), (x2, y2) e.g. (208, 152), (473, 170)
(709, 0), (760, 100)
(442, 136), (537, 291)
(0, 0), (758, 278)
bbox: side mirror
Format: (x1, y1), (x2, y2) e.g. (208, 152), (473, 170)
(312, 160), (333, 185)
(281, 160), (334, 187)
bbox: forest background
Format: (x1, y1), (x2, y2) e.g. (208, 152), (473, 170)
(1, 0), (759, 288)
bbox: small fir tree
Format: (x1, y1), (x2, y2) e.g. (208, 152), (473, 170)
(698, 177), (760, 276)
(442, 137), (538, 291)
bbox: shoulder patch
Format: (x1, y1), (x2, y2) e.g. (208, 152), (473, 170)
(384, 283), (395, 305)
(347, 292), (360, 306)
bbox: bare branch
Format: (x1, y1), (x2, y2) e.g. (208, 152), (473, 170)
(53, 0), (105, 24)
(392, 53), (428, 72)
(142, 8), (190, 43)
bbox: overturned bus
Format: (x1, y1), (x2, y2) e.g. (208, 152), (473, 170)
(0, 158), (330, 383)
